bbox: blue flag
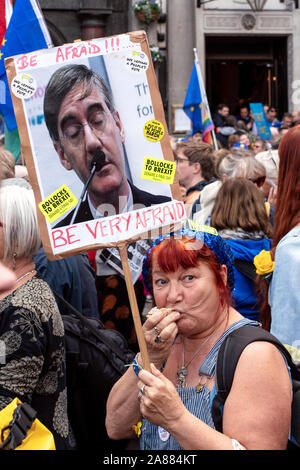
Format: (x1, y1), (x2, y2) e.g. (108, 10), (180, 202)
(183, 61), (214, 143)
(183, 63), (202, 134)
(0, 0), (51, 131)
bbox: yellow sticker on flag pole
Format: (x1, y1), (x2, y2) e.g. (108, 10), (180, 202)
(141, 157), (176, 184)
(39, 185), (78, 223)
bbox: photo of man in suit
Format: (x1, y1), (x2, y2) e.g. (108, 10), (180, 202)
(43, 63), (170, 227)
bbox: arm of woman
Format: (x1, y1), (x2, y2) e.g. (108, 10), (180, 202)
(106, 309), (180, 440)
(222, 341), (292, 449)
(138, 341), (292, 450)
(0, 306), (46, 409)
(105, 366), (143, 440)
(269, 233), (300, 346)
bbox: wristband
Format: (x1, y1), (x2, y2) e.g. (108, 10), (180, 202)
(125, 353), (143, 376)
(126, 354), (166, 376)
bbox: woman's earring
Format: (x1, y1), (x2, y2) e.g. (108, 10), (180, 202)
(12, 252), (17, 271)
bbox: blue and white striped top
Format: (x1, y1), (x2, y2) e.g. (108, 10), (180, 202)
(139, 318), (259, 451)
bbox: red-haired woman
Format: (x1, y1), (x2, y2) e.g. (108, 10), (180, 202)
(106, 229), (292, 450)
(267, 125), (300, 349)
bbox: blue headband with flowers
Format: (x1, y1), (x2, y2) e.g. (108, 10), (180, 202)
(142, 226), (235, 294)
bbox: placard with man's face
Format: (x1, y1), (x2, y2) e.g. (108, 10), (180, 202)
(5, 31), (184, 260)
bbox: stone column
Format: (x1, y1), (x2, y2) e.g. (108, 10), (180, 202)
(195, 5), (206, 86)
(167, 0), (195, 131)
(77, 1), (113, 41)
(291, 8), (300, 111)
(78, 12), (107, 40)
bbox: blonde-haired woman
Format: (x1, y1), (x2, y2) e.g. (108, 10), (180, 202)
(0, 178), (73, 449)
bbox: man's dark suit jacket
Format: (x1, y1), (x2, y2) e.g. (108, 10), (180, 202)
(54, 183), (171, 228)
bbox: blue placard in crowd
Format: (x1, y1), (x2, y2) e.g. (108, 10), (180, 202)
(250, 103), (272, 141)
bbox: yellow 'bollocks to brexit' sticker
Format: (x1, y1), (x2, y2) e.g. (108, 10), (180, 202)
(39, 185), (78, 224)
(141, 156), (176, 184)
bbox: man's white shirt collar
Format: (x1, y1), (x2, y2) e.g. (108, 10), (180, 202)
(87, 185), (133, 219)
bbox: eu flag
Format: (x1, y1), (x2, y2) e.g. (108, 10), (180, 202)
(183, 60), (214, 145)
(0, 0), (51, 131)
(183, 63), (202, 134)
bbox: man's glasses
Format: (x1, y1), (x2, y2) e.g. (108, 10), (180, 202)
(175, 156), (189, 164)
(61, 110), (108, 147)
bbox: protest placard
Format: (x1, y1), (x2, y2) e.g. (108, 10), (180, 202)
(5, 31), (185, 370)
(5, 30), (184, 259)
(250, 102), (272, 141)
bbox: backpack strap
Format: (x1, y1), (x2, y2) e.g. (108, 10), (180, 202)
(53, 290), (128, 362)
(212, 324), (295, 433)
(0, 402), (37, 450)
(234, 259), (257, 282)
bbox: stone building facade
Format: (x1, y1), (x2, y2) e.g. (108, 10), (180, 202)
(39, 0), (130, 46)
(38, 0), (300, 134)
(167, 0), (300, 134)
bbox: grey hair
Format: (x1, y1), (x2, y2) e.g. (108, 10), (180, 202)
(218, 149), (265, 180)
(43, 63), (115, 142)
(0, 179), (41, 261)
(255, 150), (279, 187)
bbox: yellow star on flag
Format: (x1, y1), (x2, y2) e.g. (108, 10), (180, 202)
(2, 38), (6, 46)
(0, 51), (3, 60)
(190, 106), (195, 111)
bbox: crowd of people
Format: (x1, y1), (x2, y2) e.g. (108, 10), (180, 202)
(211, 103), (298, 151)
(0, 99), (299, 451)
(170, 103), (300, 351)
(106, 106), (300, 451)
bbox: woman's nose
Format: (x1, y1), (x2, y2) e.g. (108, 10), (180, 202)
(166, 280), (182, 304)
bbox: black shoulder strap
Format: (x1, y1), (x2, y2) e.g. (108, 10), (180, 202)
(234, 259), (257, 281)
(212, 324), (294, 432)
(0, 402), (37, 450)
(53, 290), (127, 362)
